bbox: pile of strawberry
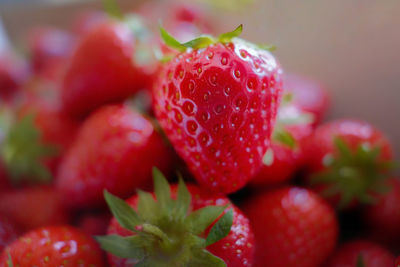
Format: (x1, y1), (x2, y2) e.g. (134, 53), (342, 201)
(0, 1), (398, 267)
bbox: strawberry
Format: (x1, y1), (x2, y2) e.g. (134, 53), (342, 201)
(303, 119), (393, 208)
(98, 168), (254, 266)
(0, 216), (20, 252)
(56, 104), (173, 209)
(61, 18), (154, 118)
(363, 178), (400, 244)
(242, 186), (338, 267)
(0, 226), (106, 266)
(396, 256), (400, 267)
(26, 26), (75, 78)
(0, 52), (29, 102)
(153, 25), (283, 194)
(0, 186), (68, 232)
(76, 212), (111, 236)
(284, 73), (330, 126)
(326, 240), (394, 267)
(250, 101), (313, 186)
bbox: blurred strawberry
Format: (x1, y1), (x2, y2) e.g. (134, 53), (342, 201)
(0, 186), (68, 232)
(76, 212), (111, 236)
(73, 10), (107, 35)
(284, 73), (330, 126)
(303, 119), (393, 208)
(0, 215), (20, 252)
(326, 240), (394, 267)
(26, 26), (75, 78)
(56, 104), (173, 209)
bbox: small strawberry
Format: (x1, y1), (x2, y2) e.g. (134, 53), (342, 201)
(0, 226), (106, 266)
(0, 186), (68, 232)
(242, 186), (338, 267)
(56, 104), (173, 209)
(26, 26), (75, 78)
(251, 99), (314, 186)
(98, 168), (254, 266)
(0, 215), (20, 252)
(363, 178), (400, 244)
(153, 25), (283, 194)
(61, 17), (155, 117)
(326, 240), (394, 267)
(284, 73), (330, 126)
(303, 119), (393, 208)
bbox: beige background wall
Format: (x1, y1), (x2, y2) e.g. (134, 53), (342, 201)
(1, 0), (399, 165)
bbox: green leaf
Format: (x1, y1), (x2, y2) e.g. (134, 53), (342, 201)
(206, 209), (233, 246)
(102, 0), (123, 20)
(152, 168), (172, 211)
(159, 26), (186, 52)
(263, 148), (274, 166)
(7, 252), (13, 267)
(218, 24), (243, 43)
(104, 190), (142, 231)
(96, 234), (145, 259)
(356, 254), (365, 267)
(175, 176), (191, 218)
(258, 44), (277, 52)
(137, 190), (158, 222)
(188, 249), (227, 267)
(273, 129), (296, 149)
(334, 137), (353, 159)
(187, 205), (227, 235)
(182, 36), (215, 49)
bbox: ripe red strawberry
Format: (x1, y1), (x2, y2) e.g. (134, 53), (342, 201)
(363, 178), (400, 244)
(98, 169), (254, 266)
(0, 186), (68, 232)
(250, 103), (313, 186)
(242, 186), (338, 267)
(26, 26), (75, 78)
(326, 240), (394, 267)
(62, 20), (154, 117)
(153, 25), (283, 194)
(284, 73), (330, 126)
(0, 226), (106, 266)
(303, 119), (393, 208)
(0, 215), (20, 252)
(56, 104), (173, 209)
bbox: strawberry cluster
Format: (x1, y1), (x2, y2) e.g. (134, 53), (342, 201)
(0, 1), (398, 267)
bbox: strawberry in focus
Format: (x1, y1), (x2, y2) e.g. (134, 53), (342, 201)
(99, 169), (254, 267)
(326, 240), (394, 267)
(303, 119), (393, 208)
(0, 226), (106, 266)
(153, 25), (283, 194)
(56, 104), (173, 209)
(242, 186), (338, 267)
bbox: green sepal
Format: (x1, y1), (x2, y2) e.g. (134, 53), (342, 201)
(1, 114), (57, 185)
(206, 209), (233, 246)
(263, 148), (274, 166)
(356, 254), (365, 267)
(137, 190), (158, 222)
(311, 137), (394, 208)
(102, 0), (123, 20)
(96, 234), (145, 259)
(7, 252), (13, 267)
(186, 205), (228, 235)
(104, 190), (142, 232)
(217, 24), (243, 43)
(273, 128), (296, 149)
(258, 44), (277, 52)
(175, 176), (191, 219)
(183, 36), (215, 49)
(188, 249), (227, 267)
(152, 167), (172, 212)
(159, 26), (186, 52)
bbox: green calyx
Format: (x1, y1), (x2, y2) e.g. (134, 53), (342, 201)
(0, 112), (57, 185)
(311, 137), (394, 208)
(356, 254), (365, 267)
(160, 24), (244, 53)
(7, 252), (13, 267)
(97, 168), (233, 267)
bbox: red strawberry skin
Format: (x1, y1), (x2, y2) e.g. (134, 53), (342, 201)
(326, 240), (394, 267)
(61, 22), (149, 117)
(0, 186), (68, 232)
(0, 226), (106, 266)
(153, 40), (282, 194)
(0, 53), (29, 102)
(242, 187), (338, 267)
(0, 216), (20, 252)
(56, 104), (173, 208)
(284, 73), (330, 126)
(364, 178), (400, 243)
(107, 184), (255, 267)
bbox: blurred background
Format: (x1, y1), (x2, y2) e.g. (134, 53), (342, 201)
(1, 0), (399, 160)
